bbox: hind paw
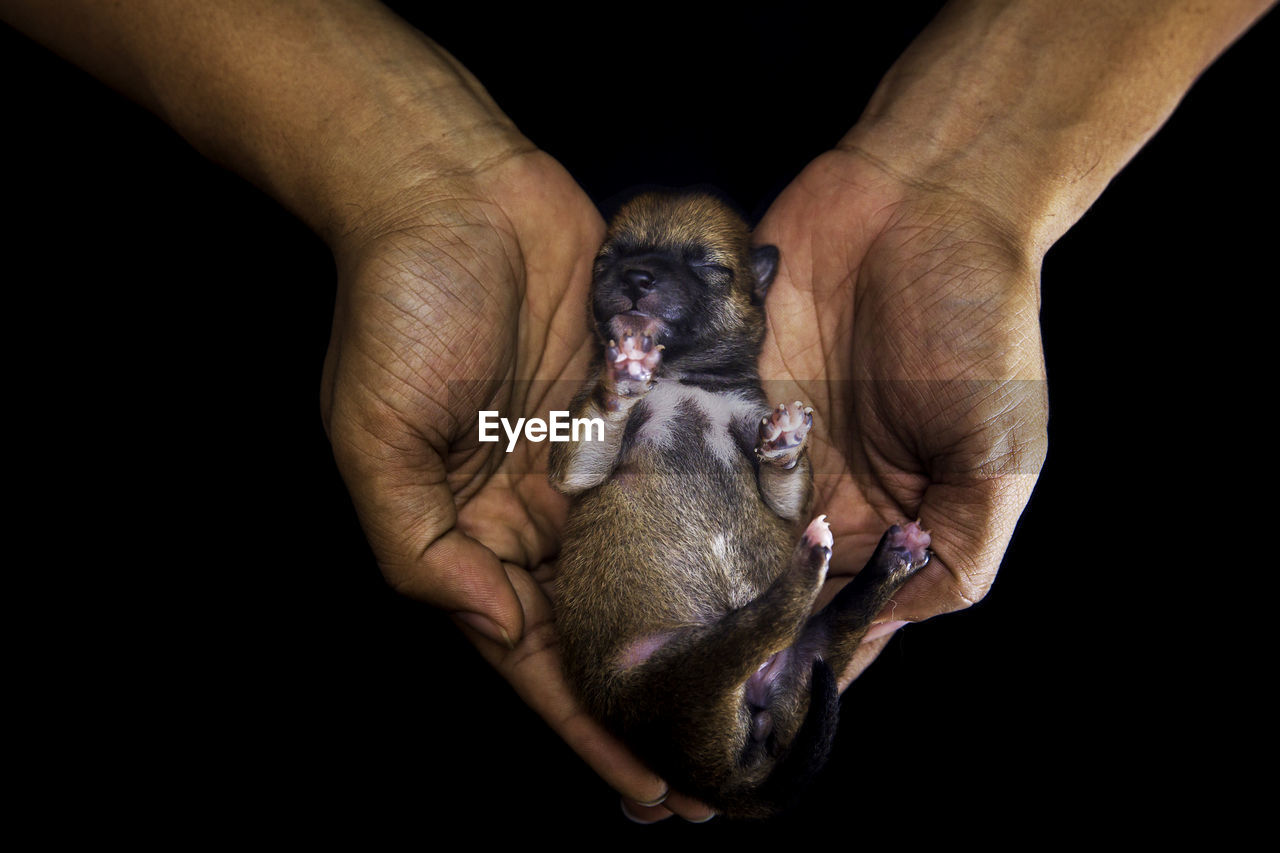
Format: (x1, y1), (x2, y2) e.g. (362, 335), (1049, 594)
(801, 514), (834, 572)
(871, 520), (932, 582)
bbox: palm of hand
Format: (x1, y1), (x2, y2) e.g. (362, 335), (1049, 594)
(323, 151), (597, 594)
(322, 152), (673, 802)
(756, 150), (1047, 684)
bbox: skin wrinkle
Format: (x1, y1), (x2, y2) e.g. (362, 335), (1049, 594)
(364, 289), (456, 383)
(519, 300), (566, 396)
(858, 423), (927, 503)
(329, 425), (405, 488)
(365, 269), (479, 344)
(346, 333), (441, 428)
(514, 498), (559, 569)
(336, 363), (437, 452)
(406, 250), (504, 330)
(397, 533), (486, 602)
(509, 249), (581, 393)
(543, 307), (593, 373)
(769, 250), (840, 388)
(375, 193), (485, 235)
(383, 503), (455, 580)
(6, 0), (1248, 819)
(839, 143), (1030, 256)
(365, 267), (509, 391)
(392, 234), (491, 295)
(526, 260), (597, 372)
(495, 614), (557, 674)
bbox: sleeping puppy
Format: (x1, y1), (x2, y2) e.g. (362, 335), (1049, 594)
(549, 191), (931, 819)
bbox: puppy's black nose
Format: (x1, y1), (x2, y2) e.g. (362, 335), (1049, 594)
(623, 269), (655, 295)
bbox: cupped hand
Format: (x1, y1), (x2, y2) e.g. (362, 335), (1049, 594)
(756, 147), (1049, 688)
(319, 149), (711, 820)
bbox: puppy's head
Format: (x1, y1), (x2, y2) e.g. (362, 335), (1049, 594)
(591, 192), (779, 374)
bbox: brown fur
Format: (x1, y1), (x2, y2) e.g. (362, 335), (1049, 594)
(549, 191), (929, 818)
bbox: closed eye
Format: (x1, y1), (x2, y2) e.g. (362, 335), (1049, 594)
(692, 262), (733, 281)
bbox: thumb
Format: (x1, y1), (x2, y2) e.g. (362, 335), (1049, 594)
(396, 526), (526, 650)
(883, 465), (1043, 625)
(877, 372), (1048, 624)
(329, 411), (526, 648)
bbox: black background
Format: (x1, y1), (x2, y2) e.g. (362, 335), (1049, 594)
(4, 1), (1273, 841)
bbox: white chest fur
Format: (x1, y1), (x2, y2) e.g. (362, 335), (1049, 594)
(635, 382), (757, 467)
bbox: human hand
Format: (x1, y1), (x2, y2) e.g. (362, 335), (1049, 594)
(319, 149), (715, 822)
(755, 147), (1049, 688)
(747, 0), (1267, 694)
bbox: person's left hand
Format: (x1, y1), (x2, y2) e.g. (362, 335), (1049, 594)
(753, 147), (1048, 686)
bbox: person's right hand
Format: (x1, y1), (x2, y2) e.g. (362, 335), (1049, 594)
(319, 147), (715, 822)
(321, 146), (596, 650)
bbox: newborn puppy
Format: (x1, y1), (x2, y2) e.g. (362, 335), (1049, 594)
(549, 191), (931, 819)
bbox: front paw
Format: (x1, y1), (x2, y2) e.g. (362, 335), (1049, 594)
(605, 322), (663, 398)
(756, 401), (813, 467)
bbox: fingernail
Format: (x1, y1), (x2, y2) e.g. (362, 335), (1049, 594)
(685, 811), (717, 824)
(862, 620), (909, 643)
(633, 789), (669, 808)
(454, 612), (515, 649)
(620, 799), (665, 824)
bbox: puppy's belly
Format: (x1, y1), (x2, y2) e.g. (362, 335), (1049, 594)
(556, 459), (792, 675)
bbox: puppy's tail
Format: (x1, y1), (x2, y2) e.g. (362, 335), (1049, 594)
(755, 658), (840, 815)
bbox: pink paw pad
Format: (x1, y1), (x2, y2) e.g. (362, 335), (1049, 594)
(606, 331), (663, 385)
(803, 514), (834, 551)
(758, 401), (813, 457)
(886, 520), (931, 568)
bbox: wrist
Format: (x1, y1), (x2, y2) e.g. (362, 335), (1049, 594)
(141, 4), (532, 249)
(838, 0), (1269, 258)
(31, 0), (534, 249)
(300, 70), (534, 253)
(834, 6), (1099, 261)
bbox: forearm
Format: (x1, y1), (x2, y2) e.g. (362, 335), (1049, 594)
(842, 0), (1271, 256)
(0, 0), (528, 244)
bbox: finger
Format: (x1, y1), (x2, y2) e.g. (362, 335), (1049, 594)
(839, 629), (895, 692)
(456, 567), (669, 808)
(554, 704), (670, 807)
(888, 472), (1041, 625)
(366, 506), (527, 648)
(863, 619), (910, 644)
(660, 791), (717, 823)
(329, 401), (526, 644)
(621, 791), (716, 824)
(620, 799), (673, 824)
(409, 528), (525, 647)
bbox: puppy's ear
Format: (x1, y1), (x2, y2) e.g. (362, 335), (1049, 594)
(751, 245), (780, 303)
